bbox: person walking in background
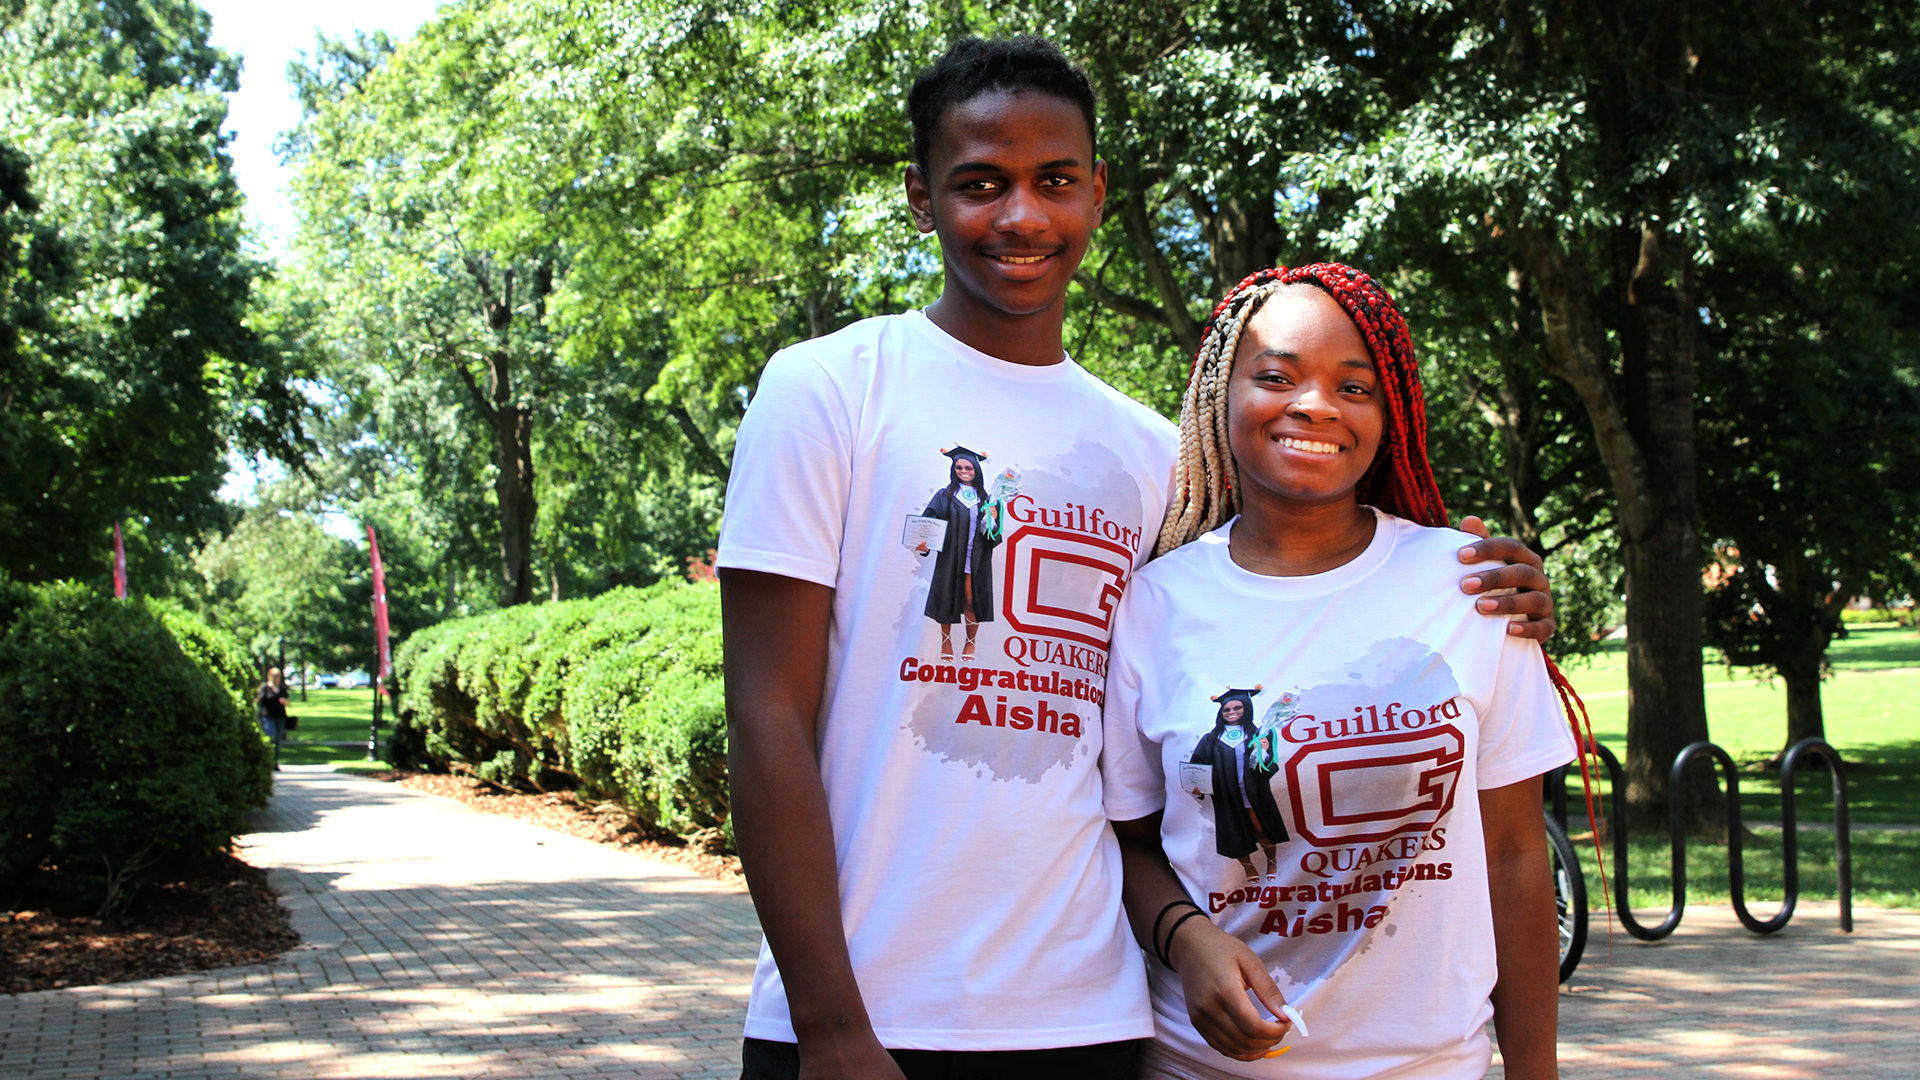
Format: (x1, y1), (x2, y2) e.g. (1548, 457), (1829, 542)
(255, 667), (290, 769)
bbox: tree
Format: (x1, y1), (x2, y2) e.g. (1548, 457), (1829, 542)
(1042, 0), (1920, 827)
(0, 0), (303, 585)
(286, 25), (558, 606)
(284, 10), (741, 605)
(1699, 198), (1920, 751)
(194, 506), (362, 672)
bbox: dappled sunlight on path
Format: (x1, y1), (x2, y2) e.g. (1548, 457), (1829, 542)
(0, 767), (758, 1079)
(1496, 901), (1920, 1079)
(5, 768), (1915, 1079)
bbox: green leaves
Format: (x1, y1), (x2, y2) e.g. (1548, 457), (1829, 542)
(0, 0), (301, 585)
(0, 580), (271, 914)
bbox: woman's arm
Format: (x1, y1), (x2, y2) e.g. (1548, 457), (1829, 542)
(721, 568), (904, 1080)
(1112, 815), (1293, 1061)
(1480, 777), (1560, 1080)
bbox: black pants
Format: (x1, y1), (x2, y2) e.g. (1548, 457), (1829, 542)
(740, 1037), (1140, 1080)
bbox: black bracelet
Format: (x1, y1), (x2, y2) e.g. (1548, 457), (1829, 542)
(1160, 909), (1210, 971)
(1150, 898), (1199, 962)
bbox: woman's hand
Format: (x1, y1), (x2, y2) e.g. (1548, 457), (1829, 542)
(1456, 516), (1555, 642)
(1167, 919), (1295, 1061)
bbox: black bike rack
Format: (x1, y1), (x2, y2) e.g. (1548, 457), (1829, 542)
(1551, 737), (1851, 941)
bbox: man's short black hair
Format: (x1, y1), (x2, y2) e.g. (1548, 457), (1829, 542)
(907, 36), (1098, 172)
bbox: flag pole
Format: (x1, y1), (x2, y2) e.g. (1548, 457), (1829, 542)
(112, 521), (127, 598)
(366, 525), (393, 761)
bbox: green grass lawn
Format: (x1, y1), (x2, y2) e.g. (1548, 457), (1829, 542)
(275, 687), (391, 767)
(1551, 624), (1920, 910)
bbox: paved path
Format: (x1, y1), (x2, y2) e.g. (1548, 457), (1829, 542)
(3, 766), (1917, 1079)
(1505, 902), (1920, 1080)
(2, 767), (761, 1079)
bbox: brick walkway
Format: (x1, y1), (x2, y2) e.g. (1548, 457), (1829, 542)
(1519, 899), (1920, 1079)
(1, 767), (761, 1079)
(3, 766), (1916, 1079)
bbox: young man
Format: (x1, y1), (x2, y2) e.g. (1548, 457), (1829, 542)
(717, 37), (1555, 1080)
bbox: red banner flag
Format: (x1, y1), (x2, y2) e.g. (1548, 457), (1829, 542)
(367, 525), (392, 695)
(112, 521), (127, 599)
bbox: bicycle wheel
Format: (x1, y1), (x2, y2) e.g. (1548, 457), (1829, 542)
(1545, 812), (1587, 983)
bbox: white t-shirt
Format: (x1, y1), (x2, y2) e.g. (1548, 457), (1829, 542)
(1102, 512), (1575, 1079)
(716, 309), (1176, 1050)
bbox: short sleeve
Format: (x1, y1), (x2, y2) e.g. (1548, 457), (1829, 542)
(715, 347), (855, 588)
(1475, 635), (1578, 791)
(1101, 585), (1169, 822)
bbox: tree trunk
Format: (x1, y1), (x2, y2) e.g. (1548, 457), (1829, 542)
(459, 256), (546, 609)
(1780, 662), (1825, 751)
(491, 393), (536, 607)
(1514, 226), (1719, 832)
(1617, 222), (1719, 832)
(1187, 183), (1282, 298)
(1769, 550), (1842, 753)
(1619, 510), (1716, 831)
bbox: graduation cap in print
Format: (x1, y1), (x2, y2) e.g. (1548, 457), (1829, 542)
(940, 445), (989, 490)
(1211, 685), (1264, 720)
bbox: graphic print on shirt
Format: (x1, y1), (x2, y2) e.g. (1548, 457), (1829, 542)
(1183, 687), (1292, 882)
(1205, 638), (1468, 997)
(902, 439), (1146, 783)
(909, 446), (1002, 661)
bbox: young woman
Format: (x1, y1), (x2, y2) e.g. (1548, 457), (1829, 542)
(1102, 264), (1577, 1080)
(255, 667), (290, 768)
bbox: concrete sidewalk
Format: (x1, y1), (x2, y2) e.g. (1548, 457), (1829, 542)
(2, 767), (1916, 1079)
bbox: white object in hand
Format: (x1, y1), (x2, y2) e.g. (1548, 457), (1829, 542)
(1278, 1002), (1308, 1038)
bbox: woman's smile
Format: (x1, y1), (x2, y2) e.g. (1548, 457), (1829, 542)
(1228, 287), (1385, 512)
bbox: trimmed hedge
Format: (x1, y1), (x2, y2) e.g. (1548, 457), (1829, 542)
(0, 581), (274, 913)
(390, 581), (727, 843)
(1841, 606), (1913, 626)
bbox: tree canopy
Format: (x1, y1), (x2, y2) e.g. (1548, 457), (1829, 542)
(6, 0), (1913, 816)
(0, 0), (305, 585)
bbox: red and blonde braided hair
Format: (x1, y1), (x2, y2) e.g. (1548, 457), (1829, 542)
(1156, 262), (1444, 557)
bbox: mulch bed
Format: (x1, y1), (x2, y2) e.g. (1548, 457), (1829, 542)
(384, 769), (744, 887)
(1, 769), (742, 995)
(0, 854), (298, 995)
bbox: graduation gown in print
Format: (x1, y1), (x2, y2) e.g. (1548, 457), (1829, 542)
(921, 487), (998, 624)
(1190, 726), (1290, 861)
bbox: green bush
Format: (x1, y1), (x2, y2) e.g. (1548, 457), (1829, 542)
(152, 600), (275, 810)
(1841, 606), (1912, 626)
(0, 582), (274, 913)
(391, 581), (726, 843)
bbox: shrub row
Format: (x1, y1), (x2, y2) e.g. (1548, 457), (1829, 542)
(1840, 606), (1913, 626)
(0, 580), (274, 914)
(389, 581), (727, 843)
